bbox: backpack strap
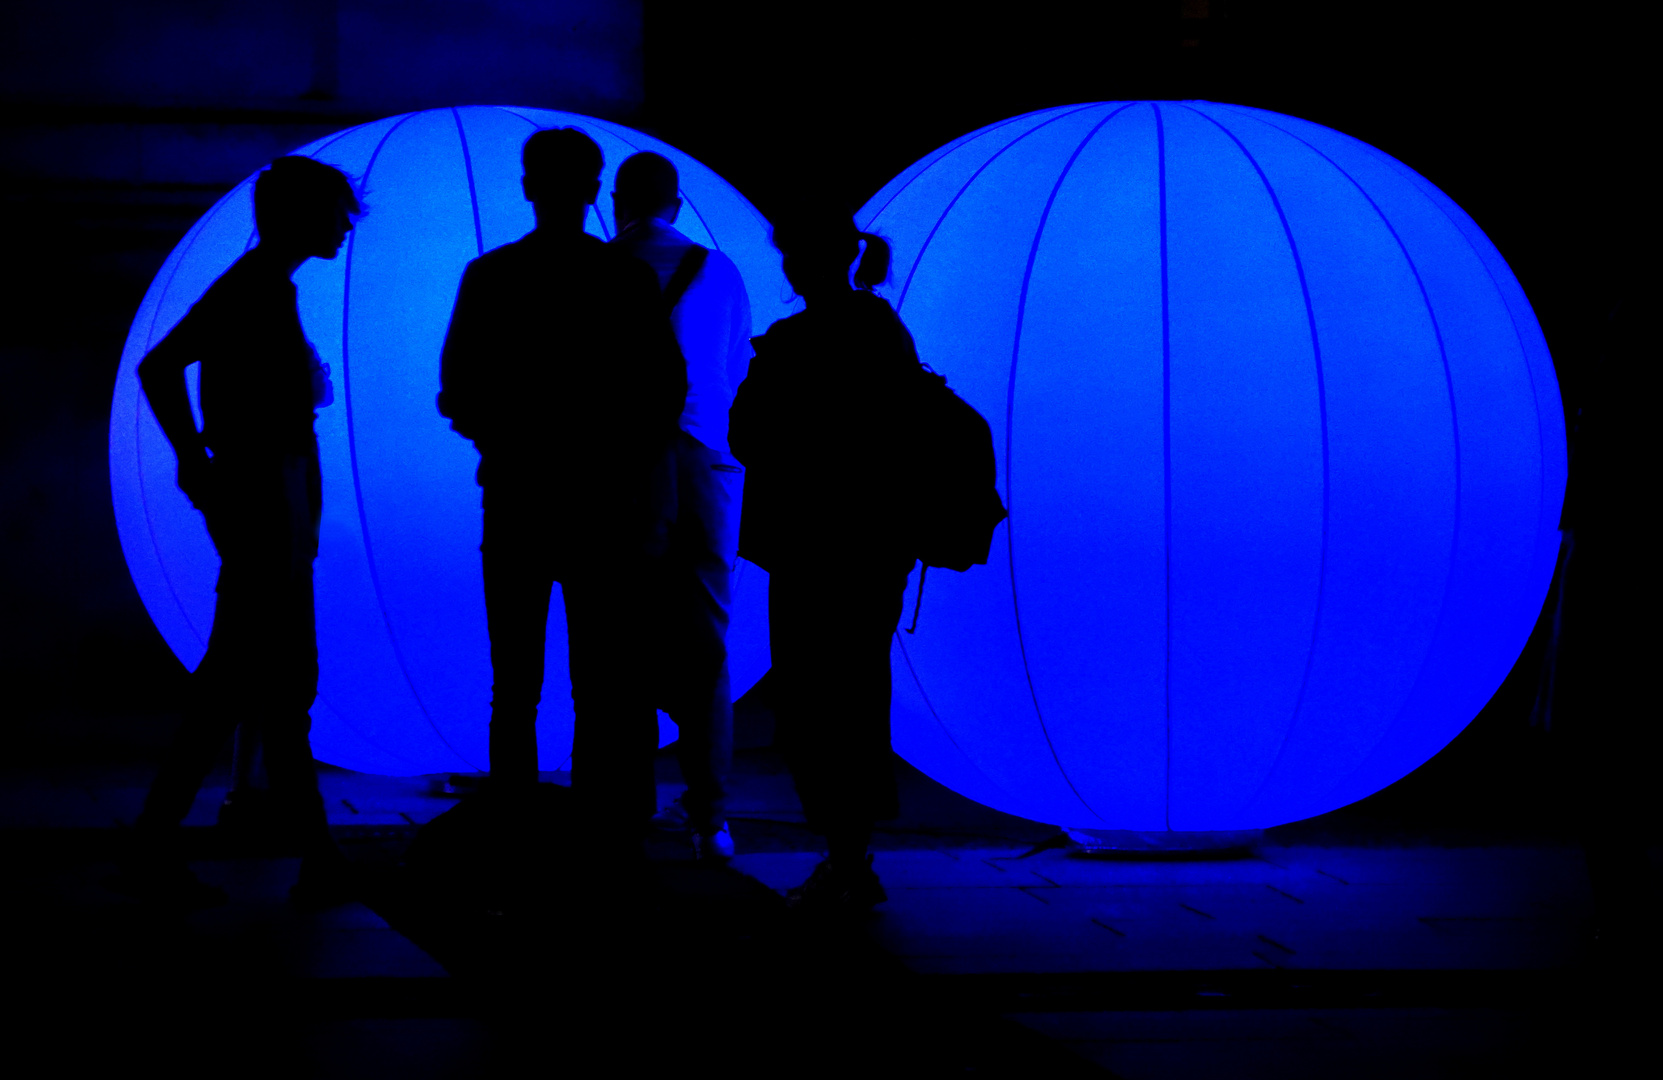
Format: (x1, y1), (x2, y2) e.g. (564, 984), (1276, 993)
(904, 564), (929, 634)
(664, 244), (710, 312)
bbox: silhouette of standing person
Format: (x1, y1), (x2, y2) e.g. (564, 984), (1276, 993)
(609, 152), (753, 860)
(117, 156), (357, 906)
(438, 129), (685, 848)
(729, 203), (918, 910)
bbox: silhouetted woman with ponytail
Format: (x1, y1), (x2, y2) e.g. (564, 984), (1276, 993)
(729, 204), (920, 911)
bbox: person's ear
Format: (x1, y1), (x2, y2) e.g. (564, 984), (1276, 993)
(667, 197), (683, 224)
(584, 178), (600, 206)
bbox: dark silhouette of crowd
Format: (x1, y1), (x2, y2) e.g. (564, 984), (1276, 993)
(117, 127), (995, 916)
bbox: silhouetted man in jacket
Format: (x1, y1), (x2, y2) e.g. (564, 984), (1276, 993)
(119, 156), (357, 906)
(438, 128), (685, 841)
(610, 152), (753, 860)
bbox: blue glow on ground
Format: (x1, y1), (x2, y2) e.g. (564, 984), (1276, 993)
(110, 106), (793, 776)
(861, 101), (1565, 831)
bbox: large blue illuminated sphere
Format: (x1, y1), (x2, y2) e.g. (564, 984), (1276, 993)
(863, 101), (1565, 831)
(111, 106), (790, 776)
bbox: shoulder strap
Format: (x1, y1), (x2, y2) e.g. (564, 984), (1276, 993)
(664, 245), (710, 312)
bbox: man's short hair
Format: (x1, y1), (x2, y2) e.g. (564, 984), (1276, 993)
(254, 156), (360, 241)
(615, 152), (679, 216)
(523, 127), (604, 200)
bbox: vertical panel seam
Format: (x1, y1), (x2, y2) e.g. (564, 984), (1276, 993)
(451, 108), (486, 258)
(1007, 101), (1141, 826)
(895, 103), (1108, 314)
(594, 119), (715, 248)
(1155, 103), (1173, 831)
(1215, 103), (1467, 817)
(895, 634), (1020, 807)
(1177, 103), (1333, 828)
(341, 111), (476, 769)
(861, 109), (1050, 231)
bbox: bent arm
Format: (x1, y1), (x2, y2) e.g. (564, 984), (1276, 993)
(623, 260), (688, 445)
(727, 339), (774, 467)
(136, 328), (212, 505)
(438, 262), (488, 443)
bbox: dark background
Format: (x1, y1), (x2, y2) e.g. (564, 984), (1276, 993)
(2, 1), (1641, 829)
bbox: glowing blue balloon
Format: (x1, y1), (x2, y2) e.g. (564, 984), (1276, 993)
(864, 101), (1565, 831)
(111, 106), (791, 776)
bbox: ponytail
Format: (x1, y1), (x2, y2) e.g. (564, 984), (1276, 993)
(853, 231), (891, 291)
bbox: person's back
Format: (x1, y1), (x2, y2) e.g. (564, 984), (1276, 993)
(175, 255), (322, 467)
(438, 128), (685, 834)
(608, 151), (752, 859)
(441, 227), (680, 554)
(731, 285), (921, 570)
(611, 218), (751, 455)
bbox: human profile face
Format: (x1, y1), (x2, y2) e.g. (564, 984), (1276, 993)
(310, 198), (356, 260)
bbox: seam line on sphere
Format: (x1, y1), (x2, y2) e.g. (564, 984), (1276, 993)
(138, 182), (249, 657)
(497, 106), (546, 134)
(1354, 117), (1559, 624)
(894, 630), (1019, 809)
(340, 111), (478, 770)
(894, 103), (1105, 315)
(1354, 113), (1551, 495)
(500, 107), (619, 240)
(1006, 101), (1139, 827)
(1178, 103), (1332, 828)
(305, 121), (364, 164)
(600, 118), (719, 250)
(1216, 104), (1466, 818)
(1155, 102), (1172, 831)
(451, 108), (486, 258)
(860, 109), (1039, 233)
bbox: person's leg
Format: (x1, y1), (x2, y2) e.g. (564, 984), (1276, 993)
(132, 497), (271, 848)
(482, 507), (557, 789)
(565, 567), (661, 840)
(772, 555), (913, 896)
(665, 435), (737, 836)
(255, 562), (338, 867)
(132, 657), (242, 844)
(123, 501), (269, 897)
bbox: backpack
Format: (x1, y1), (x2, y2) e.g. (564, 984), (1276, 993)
(904, 366), (1008, 631)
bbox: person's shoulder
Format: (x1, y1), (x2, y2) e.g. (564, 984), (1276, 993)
(752, 306), (811, 352)
(596, 239), (663, 290)
(467, 233), (543, 273)
(193, 255), (292, 318)
(595, 234), (648, 266)
(698, 246), (745, 289)
(848, 288), (899, 321)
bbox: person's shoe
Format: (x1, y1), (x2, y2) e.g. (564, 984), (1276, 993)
(106, 860), (228, 908)
(692, 822), (735, 862)
(785, 854), (886, 913)
(650, 796), (691, 832)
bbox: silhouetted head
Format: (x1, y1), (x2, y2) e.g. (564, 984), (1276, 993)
(771, 202), (889, 301)
(613, 152), (682, 231)
(521, 127), (603, 211)
(253, 156), (360, 260)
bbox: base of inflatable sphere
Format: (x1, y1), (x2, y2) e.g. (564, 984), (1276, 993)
(1063, 827), (1263, 855)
